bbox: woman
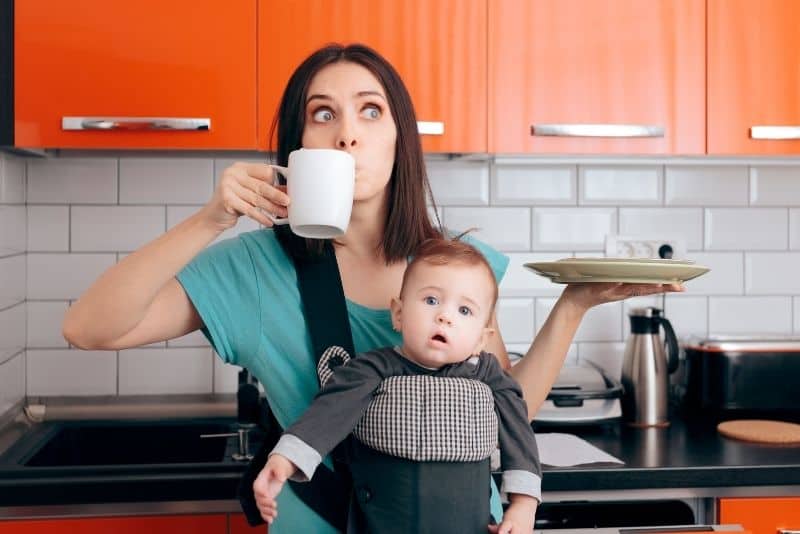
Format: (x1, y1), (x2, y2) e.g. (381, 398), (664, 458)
(62, 44), (681, 532)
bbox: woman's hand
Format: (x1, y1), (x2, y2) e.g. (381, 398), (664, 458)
(200, 162), (290, 231)
(562, 282), (685, 313)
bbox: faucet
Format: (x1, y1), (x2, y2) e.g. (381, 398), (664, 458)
(200, 369), (263, 461)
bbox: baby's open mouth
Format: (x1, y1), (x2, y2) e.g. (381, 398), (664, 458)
(432, 334), (447, 343)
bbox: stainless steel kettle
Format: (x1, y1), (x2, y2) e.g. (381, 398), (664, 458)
(621, 307), (679, 427)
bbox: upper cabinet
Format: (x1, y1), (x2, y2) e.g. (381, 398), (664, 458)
(13, 1), (257, 150)
(708, 0), (800, 154)
(257, 0), (487, 153)
(488, 0), (706, 155)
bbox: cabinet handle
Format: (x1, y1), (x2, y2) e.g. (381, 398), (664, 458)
(750, 126), (800, 140)
(62, 117), (211, 131)
(777, 530), (800, 534)
(417, 121), (444, 135)
(531, 123), (664, 138)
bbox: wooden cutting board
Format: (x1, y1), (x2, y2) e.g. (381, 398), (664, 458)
(717, 419), (800, 445)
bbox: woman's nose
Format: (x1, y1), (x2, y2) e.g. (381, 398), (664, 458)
(336, 114), (358, 149)
(337, 135), (357, 149)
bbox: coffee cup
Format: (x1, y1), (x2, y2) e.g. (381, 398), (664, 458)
(266, 148), (355, 239)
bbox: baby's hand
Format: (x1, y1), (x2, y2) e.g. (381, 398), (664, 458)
(488, 495), (538, 534)
(252, 454), (296, 524)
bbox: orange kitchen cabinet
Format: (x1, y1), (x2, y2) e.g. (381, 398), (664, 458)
(257, 0), (487, 153)
(13, 1), (257, 150)
(229, 512), (267, 533)
(708, 0), (800, 154)
(0, 514), (227, 533)
(488, 0), (705, 155)
(719, 497), (800, 534)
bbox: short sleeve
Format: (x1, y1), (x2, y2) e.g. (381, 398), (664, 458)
(459, 233), (510, 284)
(176, 236), (262, 365)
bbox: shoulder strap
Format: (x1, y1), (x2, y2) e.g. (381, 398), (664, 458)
(237, 230), (353, 531)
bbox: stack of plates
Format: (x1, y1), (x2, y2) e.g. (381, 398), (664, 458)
(524, 257), (710, 285)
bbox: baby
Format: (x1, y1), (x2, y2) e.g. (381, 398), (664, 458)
(254, 237), (541, 533)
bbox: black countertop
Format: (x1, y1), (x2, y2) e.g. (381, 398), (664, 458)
(1, 415), (800, 510)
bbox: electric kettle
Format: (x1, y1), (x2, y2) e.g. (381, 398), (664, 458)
(621, 307), (679, 427)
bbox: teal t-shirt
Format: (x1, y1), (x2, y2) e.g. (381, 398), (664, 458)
(177, 229), (510, 533)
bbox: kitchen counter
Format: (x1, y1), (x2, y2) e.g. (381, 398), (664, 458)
(1, 412), (799, 517)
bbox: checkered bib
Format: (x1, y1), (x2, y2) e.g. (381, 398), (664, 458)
(352, 375), (499, 462)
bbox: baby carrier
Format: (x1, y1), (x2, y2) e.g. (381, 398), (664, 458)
(238, 230), (496, 533)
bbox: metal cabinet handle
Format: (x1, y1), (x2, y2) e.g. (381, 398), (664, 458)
(417, 121), (444, 135)
(531, 123), (664, 138)
(750, 126), (800, 140)
(62, 117), (211, 131)
(777, 530), (800, 534)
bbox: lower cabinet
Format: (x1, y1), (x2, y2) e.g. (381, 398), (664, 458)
(0, 514), (228, 533)
(719, 497), (800, 534)
(229, 513), (266, 533)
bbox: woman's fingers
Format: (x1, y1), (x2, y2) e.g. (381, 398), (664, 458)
(232, 182), (287, 223)
(241, 174), (290, 211)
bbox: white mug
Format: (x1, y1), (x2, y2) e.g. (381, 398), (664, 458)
(266, 148), (355, 239)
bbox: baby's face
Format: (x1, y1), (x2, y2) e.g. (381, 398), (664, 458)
(392, 262), (494, 369)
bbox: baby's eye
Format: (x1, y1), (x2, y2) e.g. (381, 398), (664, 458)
(424, 296), (439, 306)
(312, 108), (334, 122)
(361, 105), (381, 120)
(458, 306), (473, 316)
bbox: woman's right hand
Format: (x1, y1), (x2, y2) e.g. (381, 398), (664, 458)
(200, 162), (291, 231)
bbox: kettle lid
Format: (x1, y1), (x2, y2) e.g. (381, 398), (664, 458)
(628, 306), (663, 318)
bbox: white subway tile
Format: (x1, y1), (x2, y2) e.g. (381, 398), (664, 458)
(27, 206), (69, 252)
(118, 347), (213, 395)
(0, 303), (25, 361)
(705, 208), (787, 250)
(750, 165), (800, 205)
(27, 301), (69, 348)
(536, 298), (622, 342)
(492, 164), (576, 205)
(0, 154), (25, 204)
(499, 253), (567, 297)
(71, 206), (165, 252)
(682, 252), (743, 295)
(745, 252), (800, 295)
(792, 209), (800, 250)
(496, 298), (535, 344)
(27, 158), (117, 204)
(0, 205), (26, 256)
(579, 165), (662, 205)
(28, 253), (116, 300)
(214, 357), (241, 394)
(664, 295), (708, 339)
(119, 158), (214, 204)
(532, 207), (616, 251)
(665, 165), (748, 206)
(444, 207), (530, 251)
(578, 342), (626, 381)
(426, 159), (490, 205)
(709, 296), (792, 335)
(167, 329), (210, 348)
(0, 255), (25, 309)
(27, 349), (117, 396)
(0, 353), (25, 417)
(795, 298), (800, 334)
(619, 208), (703, 250)
(167, 205), (260, 244)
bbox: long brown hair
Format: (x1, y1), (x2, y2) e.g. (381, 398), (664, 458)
(268, 43), (442, 262)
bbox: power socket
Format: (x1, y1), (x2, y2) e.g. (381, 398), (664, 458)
(605, 234), (687, 259)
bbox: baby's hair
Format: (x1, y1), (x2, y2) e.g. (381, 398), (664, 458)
(401, 232), (498, 315)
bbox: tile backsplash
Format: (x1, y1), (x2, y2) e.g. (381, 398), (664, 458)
(2, 151), (800, 407)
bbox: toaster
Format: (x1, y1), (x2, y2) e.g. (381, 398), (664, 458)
(680, 336), (800, 416)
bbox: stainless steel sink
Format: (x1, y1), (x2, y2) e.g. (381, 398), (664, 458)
(19, 420), (232, 467)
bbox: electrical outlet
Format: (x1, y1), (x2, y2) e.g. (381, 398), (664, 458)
(605, 234), (687, 259)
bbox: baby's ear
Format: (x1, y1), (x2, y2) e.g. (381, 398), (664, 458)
(475, 325), (495, 353)
(389, 297), (403, 332)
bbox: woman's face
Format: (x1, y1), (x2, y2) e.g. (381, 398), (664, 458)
(301, 61), (398, 205)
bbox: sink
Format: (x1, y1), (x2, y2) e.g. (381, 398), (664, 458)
(22, 420), (232, 467)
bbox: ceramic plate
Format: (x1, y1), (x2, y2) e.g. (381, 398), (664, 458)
(524, 257), (711, 284)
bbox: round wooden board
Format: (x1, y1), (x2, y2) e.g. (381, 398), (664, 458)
(717, 419), (800, 445)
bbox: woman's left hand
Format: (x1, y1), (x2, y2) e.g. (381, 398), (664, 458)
(561, 282), (685, 313)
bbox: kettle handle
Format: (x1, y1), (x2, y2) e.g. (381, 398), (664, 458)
(657, 316), (680, 374)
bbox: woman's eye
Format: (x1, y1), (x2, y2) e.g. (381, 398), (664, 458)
(312, 108), (334, 122)
(458, 306), (473, 316)
(361, 105), (381, 120)
(424, 296), (438, 306)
